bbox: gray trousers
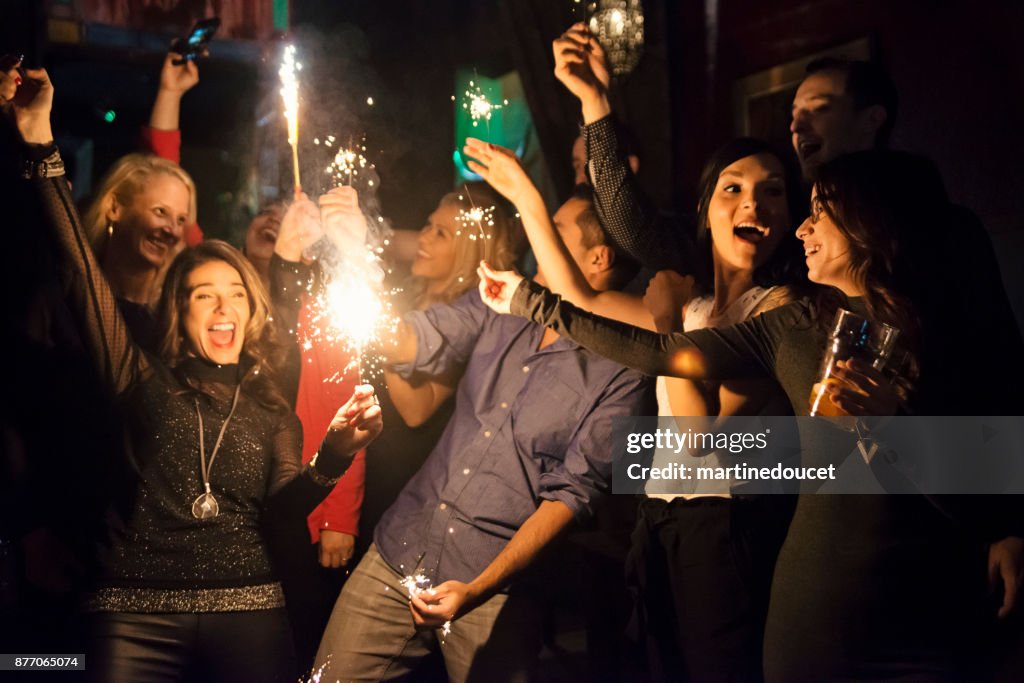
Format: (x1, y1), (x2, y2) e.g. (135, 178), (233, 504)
(314, 545), (543, 682)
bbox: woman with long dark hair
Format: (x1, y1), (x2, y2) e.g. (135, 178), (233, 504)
(12, 68), (383, 683)
(479, 149), (1020, 680)
(466, 133), (803, 681)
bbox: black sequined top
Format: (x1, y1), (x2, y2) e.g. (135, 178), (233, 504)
(32, 163), (353, 613)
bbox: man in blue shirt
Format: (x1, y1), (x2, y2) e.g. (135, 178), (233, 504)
(314, 189), (654, 682)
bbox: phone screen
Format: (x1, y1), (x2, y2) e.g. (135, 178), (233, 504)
(173, 18), (220, 61)
(188, 26), (216, 46)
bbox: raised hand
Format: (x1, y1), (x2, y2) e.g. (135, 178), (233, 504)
(477, 260), (524, 315)
(319, 186), (367, 255)
(463, 138), (535, 206)
(326, 384), (383, 455)
(552, 23), (611, 121)
(11, 67), (54, 144)
(274, 192), (323, 262)
(158, 51), (200, 95)
(642, 270), (694, 333)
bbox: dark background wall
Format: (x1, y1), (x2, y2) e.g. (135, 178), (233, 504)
(3, 0), (1021, 317)
(511, 0), (1024, 321)
(696, 0), (1024, 322)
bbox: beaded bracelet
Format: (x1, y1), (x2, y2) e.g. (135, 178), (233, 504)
(307, 452), (343, 487)
(21, 149), (65, 180)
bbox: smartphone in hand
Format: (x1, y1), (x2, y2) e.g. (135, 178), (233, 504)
(171, 18), (220, 65)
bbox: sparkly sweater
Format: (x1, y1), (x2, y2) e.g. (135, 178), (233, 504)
(32, 164), (354, 613)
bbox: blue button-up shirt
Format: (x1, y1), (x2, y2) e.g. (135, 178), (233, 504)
(375, 290), (654, 585)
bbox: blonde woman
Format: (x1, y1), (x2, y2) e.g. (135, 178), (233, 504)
(83, 153), (196, 349)
(385, 182), (519, 425)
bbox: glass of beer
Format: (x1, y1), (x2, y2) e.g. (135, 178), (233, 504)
(808, 308), (900, 420)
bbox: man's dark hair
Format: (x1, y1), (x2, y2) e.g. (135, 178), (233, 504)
(569, 183), (640, 289)
(805, 57), (899, 147)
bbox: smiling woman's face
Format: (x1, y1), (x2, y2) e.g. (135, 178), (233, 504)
(796, 189), (859, 294)
(411, 202), (460, 283)
(183, 259), (251, 365)
(706, 153), (791, 273)
(108, 172), (190, 269)
(244, 201), (286, 267)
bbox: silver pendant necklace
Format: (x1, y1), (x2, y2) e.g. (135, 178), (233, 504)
(191, 384), (242, 519)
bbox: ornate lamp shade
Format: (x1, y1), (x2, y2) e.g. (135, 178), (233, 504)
(588, 0), (645, 77)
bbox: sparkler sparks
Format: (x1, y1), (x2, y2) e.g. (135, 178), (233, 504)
(301, 270), (399, 383)
(278, 45), (302, 192)
(461, 80), (508, 127)
(401, 573), (452, 639)
(331, 146), (369, 186)
(454, 195), (496, 242)
(315, 135), (374, 188)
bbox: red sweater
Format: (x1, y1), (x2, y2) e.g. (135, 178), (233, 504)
(295, 294), (366, 541)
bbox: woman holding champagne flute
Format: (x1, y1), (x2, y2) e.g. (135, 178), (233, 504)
(477, 148), (1023, 681)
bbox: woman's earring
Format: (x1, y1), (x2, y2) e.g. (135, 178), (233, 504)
(107, 222), (114, 237)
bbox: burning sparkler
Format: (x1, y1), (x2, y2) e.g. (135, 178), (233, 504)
(401, 573), (452, 638)
(453, 187), (496, 242)
(299, 136), (395, 384)
(315, 135), (374, 189)
(279, 44), (302, 194)
(331, 146), (369, 187)
(461, 80), (508, 128)
(301, 267), (399, 383)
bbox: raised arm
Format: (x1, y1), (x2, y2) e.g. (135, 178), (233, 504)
(553, 23), (688, 274)
(147, 52), (199, 144)
(16, 68), (146, 394)
(141, 53), (204, 244)
(465, 137), (654, 329)
(478, 266), (779, 381)
(267, 193), (325, 407)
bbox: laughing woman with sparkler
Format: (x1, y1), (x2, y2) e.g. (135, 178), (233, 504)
(12, 69), (383, 683)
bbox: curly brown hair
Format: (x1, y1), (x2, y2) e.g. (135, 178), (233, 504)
(156, 240), (289, 413)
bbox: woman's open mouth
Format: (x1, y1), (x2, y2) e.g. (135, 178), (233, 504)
(208, 322), (236, 347)
(733, 223), (768, 245)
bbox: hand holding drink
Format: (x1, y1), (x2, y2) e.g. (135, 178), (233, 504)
(809, 309), (901, 420)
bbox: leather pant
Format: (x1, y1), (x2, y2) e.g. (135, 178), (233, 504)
(89, 608), (296, 683)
